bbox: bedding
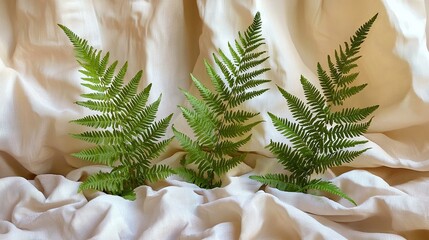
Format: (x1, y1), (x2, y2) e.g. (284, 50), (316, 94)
(1, 0), (429, 239)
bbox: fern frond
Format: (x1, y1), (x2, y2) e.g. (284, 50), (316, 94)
(251, 14), (378, 205)
(174, 12), (270, 188)
(61, 25), (174, 198)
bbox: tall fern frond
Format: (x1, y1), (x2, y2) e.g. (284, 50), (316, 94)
(174, 12), (270, 188)
(251, 14), (379, 205)
(60, 24), (174, 199)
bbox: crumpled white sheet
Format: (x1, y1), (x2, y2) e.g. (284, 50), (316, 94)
(1, 0), (429, 239)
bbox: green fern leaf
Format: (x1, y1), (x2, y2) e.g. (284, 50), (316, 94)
(61, 24), (174, 198)
(174, 12), (270, 188)
(251, 14), (378, 205)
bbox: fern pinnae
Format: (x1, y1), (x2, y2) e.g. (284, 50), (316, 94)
(79, 171), (127, 195)
(61, 24), (174, 199)
(302, 179), (357, 206)
(327, 106), (378, 124)
(174, 12), (270, 188)
(71, 114), (120, 129)
(251, 14), (379, 205)
(72, 145), (119, 166)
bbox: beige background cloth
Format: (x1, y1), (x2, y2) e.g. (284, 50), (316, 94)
(1, 0), (429, 239)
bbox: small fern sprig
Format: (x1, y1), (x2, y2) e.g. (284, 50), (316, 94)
(250, 14), (379, 205)
(173, 12), (270, 188)
(59, 24), (174, 199)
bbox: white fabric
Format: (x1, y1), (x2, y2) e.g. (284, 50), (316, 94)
(1, 0), (429, 239)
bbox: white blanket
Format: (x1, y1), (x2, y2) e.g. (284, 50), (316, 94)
(1, 0), (429, 239)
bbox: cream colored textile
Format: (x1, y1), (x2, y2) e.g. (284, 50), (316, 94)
(0, 0), (428, 239)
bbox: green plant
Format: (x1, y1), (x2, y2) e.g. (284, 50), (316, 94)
(173, 12), (270, 188)
(250, 14), (379, 205)
(59, 24), (174, 199)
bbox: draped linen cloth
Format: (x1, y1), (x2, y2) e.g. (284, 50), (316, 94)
(1, 0), (429, 239)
